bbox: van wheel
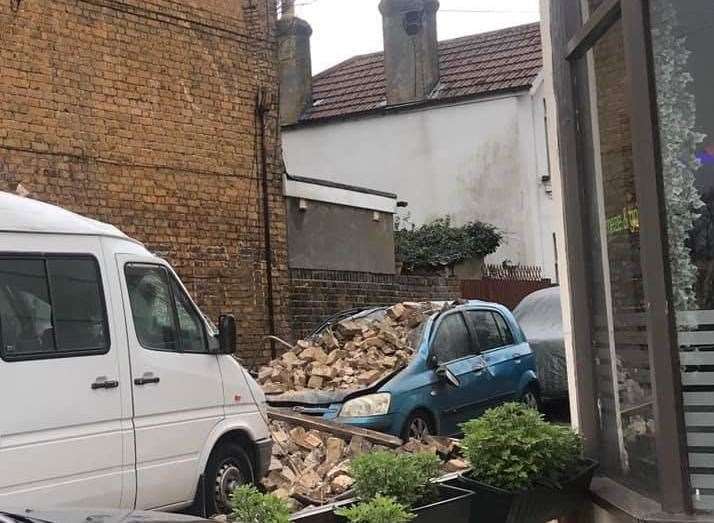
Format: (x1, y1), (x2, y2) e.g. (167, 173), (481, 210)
(402, 410), (435, 441)
(204, 442), (254, 516)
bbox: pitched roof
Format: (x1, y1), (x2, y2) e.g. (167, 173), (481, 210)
(298, 22), (542, 124)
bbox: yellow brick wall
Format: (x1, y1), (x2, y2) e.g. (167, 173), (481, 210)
(0, 0), (289, 363)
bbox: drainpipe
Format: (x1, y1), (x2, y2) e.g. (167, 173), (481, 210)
(256, 88), (277, 360)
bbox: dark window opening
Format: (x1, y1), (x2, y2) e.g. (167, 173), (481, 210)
(432, 313), (472, 363)
(125, 264), (207, 354)
(0, 255), (109, 361)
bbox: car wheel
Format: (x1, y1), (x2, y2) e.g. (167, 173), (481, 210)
(522, 387), (541, 412)
(204, 442), (254, 516)
(402, 411), (435, 441)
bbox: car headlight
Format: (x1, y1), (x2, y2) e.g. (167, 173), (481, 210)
(340, 393), (391, 418)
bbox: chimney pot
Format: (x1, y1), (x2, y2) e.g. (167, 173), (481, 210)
(379, 0), (440, 106)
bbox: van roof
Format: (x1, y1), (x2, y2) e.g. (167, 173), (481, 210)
(0, 191), (135, 242)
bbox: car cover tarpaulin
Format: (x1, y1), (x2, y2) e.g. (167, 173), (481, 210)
(514, 287), (568, 400)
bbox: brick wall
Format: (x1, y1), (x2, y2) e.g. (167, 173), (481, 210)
(0, 0), (289, 363)
(289, 268), (460, 340)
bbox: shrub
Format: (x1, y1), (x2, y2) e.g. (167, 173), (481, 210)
(395, 216), (502, 274)
(349, 451), (441, 507)
(336, 496), (415, 523)
(230, 485), (290, 523)
(461, 402), (583, 492)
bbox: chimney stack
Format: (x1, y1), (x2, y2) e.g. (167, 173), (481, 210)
(379, 0), (440, 106)
(281, 0), (295, 17)
(278, 2), (313, 125)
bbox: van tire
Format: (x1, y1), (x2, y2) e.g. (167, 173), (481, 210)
(401, 410), (435, 441)
(203, 442), (254, 517)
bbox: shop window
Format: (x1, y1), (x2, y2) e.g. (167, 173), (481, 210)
(650, 0), (714, 511)
(575, 18), (659, 497)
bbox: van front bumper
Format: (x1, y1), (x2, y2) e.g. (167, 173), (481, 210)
(255, 437), (273, 479)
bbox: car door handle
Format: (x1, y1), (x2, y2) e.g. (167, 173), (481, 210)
(92, 378), (119, 390)
(134, 375), (160, 386)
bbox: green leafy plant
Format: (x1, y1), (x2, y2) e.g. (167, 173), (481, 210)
(395, 215), (502, 274)
(230, 485), (290, 523)
(336, 496), (415, 523)
(349, 451), (441, 507)
(461, 402), (583, 492)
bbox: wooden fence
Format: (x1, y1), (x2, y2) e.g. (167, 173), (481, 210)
(461, 265), (555, 310)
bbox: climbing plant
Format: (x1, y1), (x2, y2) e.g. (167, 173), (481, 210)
(395, 215), (502, 275)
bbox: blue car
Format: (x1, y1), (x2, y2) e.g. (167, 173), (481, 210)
(271, 301), (539, 439)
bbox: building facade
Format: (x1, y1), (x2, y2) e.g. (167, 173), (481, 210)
(0, 0), (289, 363)
(542, 0), (714, 520)
(279, 1), (559, 280)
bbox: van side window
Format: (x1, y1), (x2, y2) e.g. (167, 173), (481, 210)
(125, 265), (178, 352)
(466, 310), (503, 351)
(125, 264), (207, 353)
(0, 256), (109, 361)
(432, 313), (472, 363)
(171, 278), (207, 353)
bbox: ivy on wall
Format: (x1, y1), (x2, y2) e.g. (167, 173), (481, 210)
(394, 216), (502, 275)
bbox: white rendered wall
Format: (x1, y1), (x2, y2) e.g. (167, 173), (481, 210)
(283, 91), (558, 280)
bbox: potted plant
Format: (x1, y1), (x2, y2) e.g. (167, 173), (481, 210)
(230, 485), (291, 523)
(346, 451), (473, 523)
(336, 495), (414, 523)
(457, 403), (597, 523)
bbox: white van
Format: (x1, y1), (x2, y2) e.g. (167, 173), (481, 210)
(0, 192), (272, 516)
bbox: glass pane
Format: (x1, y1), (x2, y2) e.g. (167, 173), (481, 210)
(47, 258), (108, 352)
(493, 313), (515, 346)
(466, 310), (503, 351)
(125, 265), (178, 352)
(650, 0), (714, 511)
(171, 278), (206, 353)
(575, 18), (658, 496)
(0, 259), (54, 357)
(432, 313), (471, 363)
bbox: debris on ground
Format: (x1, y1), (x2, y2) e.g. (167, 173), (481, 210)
(263, 418), (469, 511)
(258, 302), (441, 394)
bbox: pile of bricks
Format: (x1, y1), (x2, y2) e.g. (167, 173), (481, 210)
(263, 419), (469, 510)
(258, 302), (441, 394)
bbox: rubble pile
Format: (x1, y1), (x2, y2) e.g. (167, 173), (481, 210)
(258, 302), (440, 394)
(263, 419), (469, 510)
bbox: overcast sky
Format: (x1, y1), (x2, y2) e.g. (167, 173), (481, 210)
(294, 0), (541, 73)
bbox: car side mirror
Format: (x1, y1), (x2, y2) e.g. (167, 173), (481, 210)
(436, 365), (461, 387)
(218, 314), (237, 355)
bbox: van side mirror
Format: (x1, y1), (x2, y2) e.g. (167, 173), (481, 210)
(218, 314), (237, 355)
(436, 365), (461, 387)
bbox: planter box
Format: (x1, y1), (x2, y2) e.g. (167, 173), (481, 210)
(290, 484), (473, 523)
(454, 459), (598, 523)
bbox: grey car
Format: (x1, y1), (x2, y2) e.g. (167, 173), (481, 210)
(513, 286), (569, 402)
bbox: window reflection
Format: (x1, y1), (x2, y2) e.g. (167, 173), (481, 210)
(651, 0), (714, 512)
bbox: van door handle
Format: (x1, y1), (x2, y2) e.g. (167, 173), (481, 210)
(134, 375), (160, 386)
(92, 378), (119, 390)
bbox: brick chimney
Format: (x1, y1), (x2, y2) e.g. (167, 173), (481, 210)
(379, 0), (440, 106)
(277, 0), (313, 125)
